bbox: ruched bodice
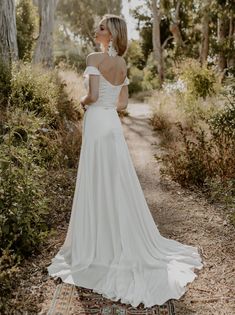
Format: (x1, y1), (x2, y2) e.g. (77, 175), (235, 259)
(83, 65), (129, 109)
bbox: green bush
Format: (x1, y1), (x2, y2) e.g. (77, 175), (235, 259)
(10, 62), (60, 125)
(178, 59), (216, 100)
(0, 61), (83, 311)
(54, 51), (86, 72)
(0, 107), (59, 313)
(142, 53), (161, 91)
(209, 85), (235, 139)
(9, 61), (82, 168)
(0, 109), (51, 258)
(0, 109), (51, 312)
(161, 124), (213, 187)
(0, 60), (12, 108)
(128, 66), (143, 95)
(0, 249), (21, 313)
(160, 84), (235, 205)
(16, 0), (38, 61)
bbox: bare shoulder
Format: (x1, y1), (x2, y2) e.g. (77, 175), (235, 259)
(119, 56), (127, 74)
(86, 52), (127, 73)
(86, 52), (102, 67)
(119, 56), (127, 65)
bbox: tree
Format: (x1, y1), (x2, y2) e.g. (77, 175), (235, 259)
(32, 0), (59, 67)
(200, 0), (211, 64)
(56, 0), (122, 48)
(0, 0), (18, 64)
(151, 0), (164, 86)
(227, 9), (235, 69)
(169, 0), (183, 51)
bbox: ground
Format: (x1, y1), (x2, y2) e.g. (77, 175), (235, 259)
(9, 100), (235, 315)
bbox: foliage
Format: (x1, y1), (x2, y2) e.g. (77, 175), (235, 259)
(152, 82), (235, 218)
(0, 60), (12, 109)
(178, 59), (216, 99)
(142, 53), (161, 91)
(0, 61), (83, 310)
(0, 249), (21, 313)
(16, 0), (38, 61)
(54, 50), (86, 73)
(126, 40), (146, 70)
(209, 84), (235, 138)
(10, 62), (60, 125)
(0, 109), (51, 256)
(56, 0), (122, 46)
(127, 66), (143, 95)
(0, 108), (51, 312)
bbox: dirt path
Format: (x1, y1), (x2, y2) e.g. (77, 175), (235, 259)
(121, 100), (235, 315)
(11, 100), (234, 314)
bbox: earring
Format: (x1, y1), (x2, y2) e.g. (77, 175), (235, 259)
(107, 38), (118, 57)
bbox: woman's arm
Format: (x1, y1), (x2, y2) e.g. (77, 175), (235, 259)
(116, 85), (129, 111)
(80, 54), (100, 110)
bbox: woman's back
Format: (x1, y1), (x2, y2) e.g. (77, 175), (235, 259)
(96, 52), (127, 86)
(83, 52), (129, 109)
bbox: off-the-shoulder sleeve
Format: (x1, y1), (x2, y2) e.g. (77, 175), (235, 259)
(122, 76), (130, 86)
(83, 66), (100, 77)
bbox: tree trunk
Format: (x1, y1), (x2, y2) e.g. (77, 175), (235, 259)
(152, 0), (164, 87)
(32, 0), (58, 68)
(200, 0), (211, 65)
(227, 15), (234, 68)
(0, 0), (18, 64)
(169, 0), (183, 50)
(217, 14), (227, 73)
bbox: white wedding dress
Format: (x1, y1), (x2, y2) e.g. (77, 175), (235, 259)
(47, 65), (204, 308)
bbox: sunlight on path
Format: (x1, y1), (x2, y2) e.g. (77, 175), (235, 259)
(127, 100), (152, 118)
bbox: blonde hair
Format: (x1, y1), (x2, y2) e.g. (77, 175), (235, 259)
(102, 14), (128, 57)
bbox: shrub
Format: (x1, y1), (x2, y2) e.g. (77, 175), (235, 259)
(0, 249), (21, 313)
(0, 108), (51, 258)
(16, 0), (38, 61)
(178, 59), (216, 100)
(54, 51), (86, 72)
(142, 53), (161, 91)
(9, 62), (82, 168)
(0, 60), (12, 109)
(0, 108), (51, 311)
(159, 84), (235, 206)
(0, 62), (83, 310)
(128, 66), (144, 95)
(209, 84), (235, 139)
(10, 62), (60, 125)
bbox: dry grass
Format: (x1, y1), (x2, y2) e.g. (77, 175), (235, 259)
(58, 69), (85, 111)
(149, 89), (225, 147)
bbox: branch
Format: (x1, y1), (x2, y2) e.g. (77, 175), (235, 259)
(162, 35), (174, 49)
(175, 0), (181, 20)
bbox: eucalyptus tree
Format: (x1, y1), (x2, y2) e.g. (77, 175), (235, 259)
(0, 0), (18, 64)
(151, 0), (165, 86)
(56, 0), (122, 49)
(32, 0), (59, 67)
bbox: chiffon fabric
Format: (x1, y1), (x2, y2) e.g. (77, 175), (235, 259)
(47, 65), (204, 308)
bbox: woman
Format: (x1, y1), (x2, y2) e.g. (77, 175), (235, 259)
(47, 14), (204, 308)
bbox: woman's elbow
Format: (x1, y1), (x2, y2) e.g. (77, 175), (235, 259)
(89, 93), (99, 102)
(117, 101), (128, 111)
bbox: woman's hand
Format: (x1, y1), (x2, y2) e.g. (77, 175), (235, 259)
(80, 101), (87, 112)
(80, 96), (88, 112)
